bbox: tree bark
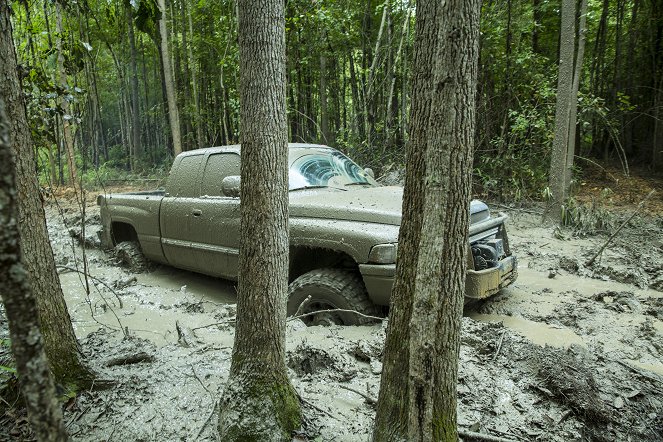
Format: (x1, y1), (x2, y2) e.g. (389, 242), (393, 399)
(373, 0), (480, 439)
(320, 53), (330, 144)
(55, 0), (77, 184)
(563, 0), (588, 191)
(127, 3), (142, 168)
(0, 100), (70, 442)
(0, 1), (95, 389)
(217, 0), (301, 440)
(547, 0), (576, 219)
(157, 0), (182, 155)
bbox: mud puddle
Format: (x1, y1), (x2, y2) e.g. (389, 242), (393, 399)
(469, 313), (586, 347)
(59, 263), (237, 346)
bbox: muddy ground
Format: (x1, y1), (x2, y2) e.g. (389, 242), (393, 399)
(2, 184), (663, 442)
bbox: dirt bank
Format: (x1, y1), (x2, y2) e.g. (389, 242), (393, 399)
(1, 189), (662, 441)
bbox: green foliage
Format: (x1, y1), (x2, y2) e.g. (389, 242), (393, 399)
(0, 338), (15, 382)
(78, 162), (167, 189)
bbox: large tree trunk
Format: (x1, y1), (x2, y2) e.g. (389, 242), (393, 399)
(547, 0), (576, 220)
(0, 2), (95, 389)
(373, 0), (481, 439)
(157, 0), (182, 156)
(0, 100), (70, 442)
(217, 0), (301, 440)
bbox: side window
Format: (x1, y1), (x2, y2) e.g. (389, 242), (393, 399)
(168, 154), (203, 197)
(201, 153), (241, 197)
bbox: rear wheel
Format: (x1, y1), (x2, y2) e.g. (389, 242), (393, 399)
(287, 268), (381, 326)
(114, 241), (148, 272)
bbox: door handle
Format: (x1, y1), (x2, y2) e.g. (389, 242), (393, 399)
(192, 209), (202, 217)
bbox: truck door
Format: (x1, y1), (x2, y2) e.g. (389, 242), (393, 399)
(160, 153), (204, 271)
(189, 152), (241, 279)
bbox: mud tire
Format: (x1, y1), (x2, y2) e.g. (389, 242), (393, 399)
(114, 241), (148, 273)
(287, 268), (381, 326)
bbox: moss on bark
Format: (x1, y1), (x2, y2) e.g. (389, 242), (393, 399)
(218, 372), (301, 442)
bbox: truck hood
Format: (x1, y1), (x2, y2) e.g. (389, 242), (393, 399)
(289, 186), (491, 226)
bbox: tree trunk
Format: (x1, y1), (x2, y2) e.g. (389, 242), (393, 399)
(320, 53), (330, 144)
(563, 0), (588, 191)
(0, 100), (70, 442)
(365, 3), (388, 149)
(55, 0), (77, 184)
(127, 4), (142, 167)
(0, 1), (95, 389)
(186, 2), (204, 147)
(547, 0), (576, 219)
(217, 0), (301, 439)
(373, 0), (481, 439)
(157, 0), (182, 155)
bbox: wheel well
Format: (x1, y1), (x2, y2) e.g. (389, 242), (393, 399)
(111, 222), (138, 246)
(289, 247), (358, 283)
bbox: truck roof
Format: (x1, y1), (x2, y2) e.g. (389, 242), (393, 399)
(176, 143), (331, 158)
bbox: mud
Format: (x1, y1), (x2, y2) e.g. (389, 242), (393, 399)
(1, 193), (662, 441)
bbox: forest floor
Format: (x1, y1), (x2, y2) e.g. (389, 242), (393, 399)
(1, 167), (663, 442)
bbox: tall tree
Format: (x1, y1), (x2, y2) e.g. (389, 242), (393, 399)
(0, 1), (95, 389)
(547, 0), (584, 219)
(126, 2), (142, 168)
(373, 0), (481, 439)
(217, 0), (301, 440)
(55, 0), (77, 184)
(157, 0), (182, 156)
(0, 99), (70, 442)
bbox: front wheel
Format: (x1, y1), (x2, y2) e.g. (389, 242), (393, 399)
(287, 268), (381, 326)
(114, 241), (148, 272)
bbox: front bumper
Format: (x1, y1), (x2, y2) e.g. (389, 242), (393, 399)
(465, 255), (517, 300)
(359, 254), (518, 306)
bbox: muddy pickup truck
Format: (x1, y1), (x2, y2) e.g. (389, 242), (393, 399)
(98, 143), (517, 325)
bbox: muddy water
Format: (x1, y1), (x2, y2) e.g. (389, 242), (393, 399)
(468, 313), (586, 348)
(60, 264), (237, 346)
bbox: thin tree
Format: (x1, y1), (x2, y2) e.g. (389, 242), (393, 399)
(217, 0), (301, 440)
(55, 0), (77, 184)
(373, 0), (481, 439)
(0, 2), (95, 389)
(547, 0), (586, 219)
(0, 100), (70, 442)
(157, 0), (182, 156)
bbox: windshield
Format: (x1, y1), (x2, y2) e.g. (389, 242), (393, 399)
(288, 148), (378, 190)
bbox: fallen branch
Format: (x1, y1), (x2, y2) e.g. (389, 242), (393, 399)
(297, 394), (338, 420)
(459, 429), (519, 442)
(105, 352), (155, 367)
(293, 295), (312, 317)
(193, 400), (218, 441)
(615, 360), (663, 392)
(288, 308), (383, 323)
(176, 320), (197, 347)
(190, 318), (236, 331)
(585, 190), (655, 267)
(338, 384), (376, 406)
(493, 330), (506, 361)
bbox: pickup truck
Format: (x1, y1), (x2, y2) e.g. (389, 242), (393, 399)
(98, 143), (517, 325)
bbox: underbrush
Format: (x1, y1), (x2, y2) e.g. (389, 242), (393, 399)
(561, 197), (617, 235)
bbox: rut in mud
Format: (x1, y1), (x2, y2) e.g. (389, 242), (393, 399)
(1, 192), (662, 441)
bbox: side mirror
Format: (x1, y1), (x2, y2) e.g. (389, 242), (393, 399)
(364, 167), (375, 178)
(222, 175), (241, 198)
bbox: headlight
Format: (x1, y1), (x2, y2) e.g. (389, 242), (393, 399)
(369, 243), (398, 264)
